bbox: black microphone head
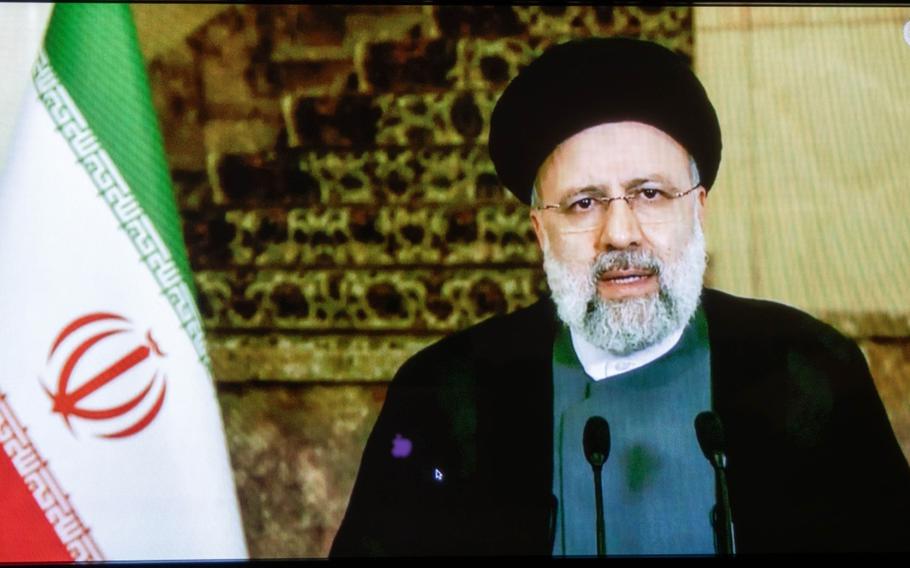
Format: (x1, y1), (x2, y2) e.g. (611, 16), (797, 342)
(694, 410), (726, 461)
(583, 416), (611, 468)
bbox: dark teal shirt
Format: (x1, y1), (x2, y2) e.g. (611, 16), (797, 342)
(552, 307), (715, 555)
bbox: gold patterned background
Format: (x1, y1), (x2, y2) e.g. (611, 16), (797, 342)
(128, 5), (910, 558)
(142, 5), (693, 556)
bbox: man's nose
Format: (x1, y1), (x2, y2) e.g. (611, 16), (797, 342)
(597, 198), (643, 251)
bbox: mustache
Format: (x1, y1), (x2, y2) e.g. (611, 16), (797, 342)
(590, 249), (662, 281)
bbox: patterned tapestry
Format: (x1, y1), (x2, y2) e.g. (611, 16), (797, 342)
(148, 4), (694, 557)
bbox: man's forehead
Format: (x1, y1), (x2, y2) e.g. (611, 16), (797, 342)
(538, 121), (693, 187)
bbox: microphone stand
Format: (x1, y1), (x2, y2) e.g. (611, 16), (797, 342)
(695, 411), (736, 556)
(711, 452), (736, 556)
(592, 462), (606, 556)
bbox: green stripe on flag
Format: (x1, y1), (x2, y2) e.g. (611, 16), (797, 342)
(43, 3), (195, 296)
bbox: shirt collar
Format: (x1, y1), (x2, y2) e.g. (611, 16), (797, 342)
(570, 323), (686, 381)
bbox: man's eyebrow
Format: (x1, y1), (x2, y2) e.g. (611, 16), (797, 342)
(558, 185), (608, 197)
(622, 174), (673, 188)
(559, 175), (675, 196)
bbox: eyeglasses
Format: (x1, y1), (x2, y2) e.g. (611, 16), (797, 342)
(534, 182), (701, 230)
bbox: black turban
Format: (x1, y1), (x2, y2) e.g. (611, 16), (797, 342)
(489, 37), (722, 204)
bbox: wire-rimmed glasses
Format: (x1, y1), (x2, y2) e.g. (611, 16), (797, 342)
(533, 182), (701, 231)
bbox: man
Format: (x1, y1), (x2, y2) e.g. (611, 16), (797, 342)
(331, 37), (910, 555)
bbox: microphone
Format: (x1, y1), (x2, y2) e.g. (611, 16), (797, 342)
(694, 411), (736, 556)
(583, 416), (611, 556)
(695, 411), (726, 467)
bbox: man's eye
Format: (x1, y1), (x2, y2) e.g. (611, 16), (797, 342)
(638, 188), (666, 200)
(569, 197), (595, 211)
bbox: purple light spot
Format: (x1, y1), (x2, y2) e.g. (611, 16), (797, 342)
(391, 433), (412, 458)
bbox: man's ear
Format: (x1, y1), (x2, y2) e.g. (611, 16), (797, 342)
(697, 187), (707, 226)
(530, 208), (547, 251)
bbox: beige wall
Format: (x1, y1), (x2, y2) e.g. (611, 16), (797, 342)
(695, 7), (910, 338)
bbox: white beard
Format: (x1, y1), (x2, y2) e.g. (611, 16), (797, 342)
(542, 215), (707, 356)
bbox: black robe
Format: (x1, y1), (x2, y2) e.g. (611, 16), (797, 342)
(331, 288), (910, 555)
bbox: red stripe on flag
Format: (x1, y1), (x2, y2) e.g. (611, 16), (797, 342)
(0, 449), (71, 562)
(0, 394), (104, 561)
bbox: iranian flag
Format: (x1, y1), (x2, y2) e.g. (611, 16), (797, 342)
(0, 4), (247, 561)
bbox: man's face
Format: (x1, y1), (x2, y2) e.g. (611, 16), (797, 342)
(530, 121), (708, 355)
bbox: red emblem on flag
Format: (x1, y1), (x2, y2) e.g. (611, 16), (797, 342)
(41, 313), (167, 440)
